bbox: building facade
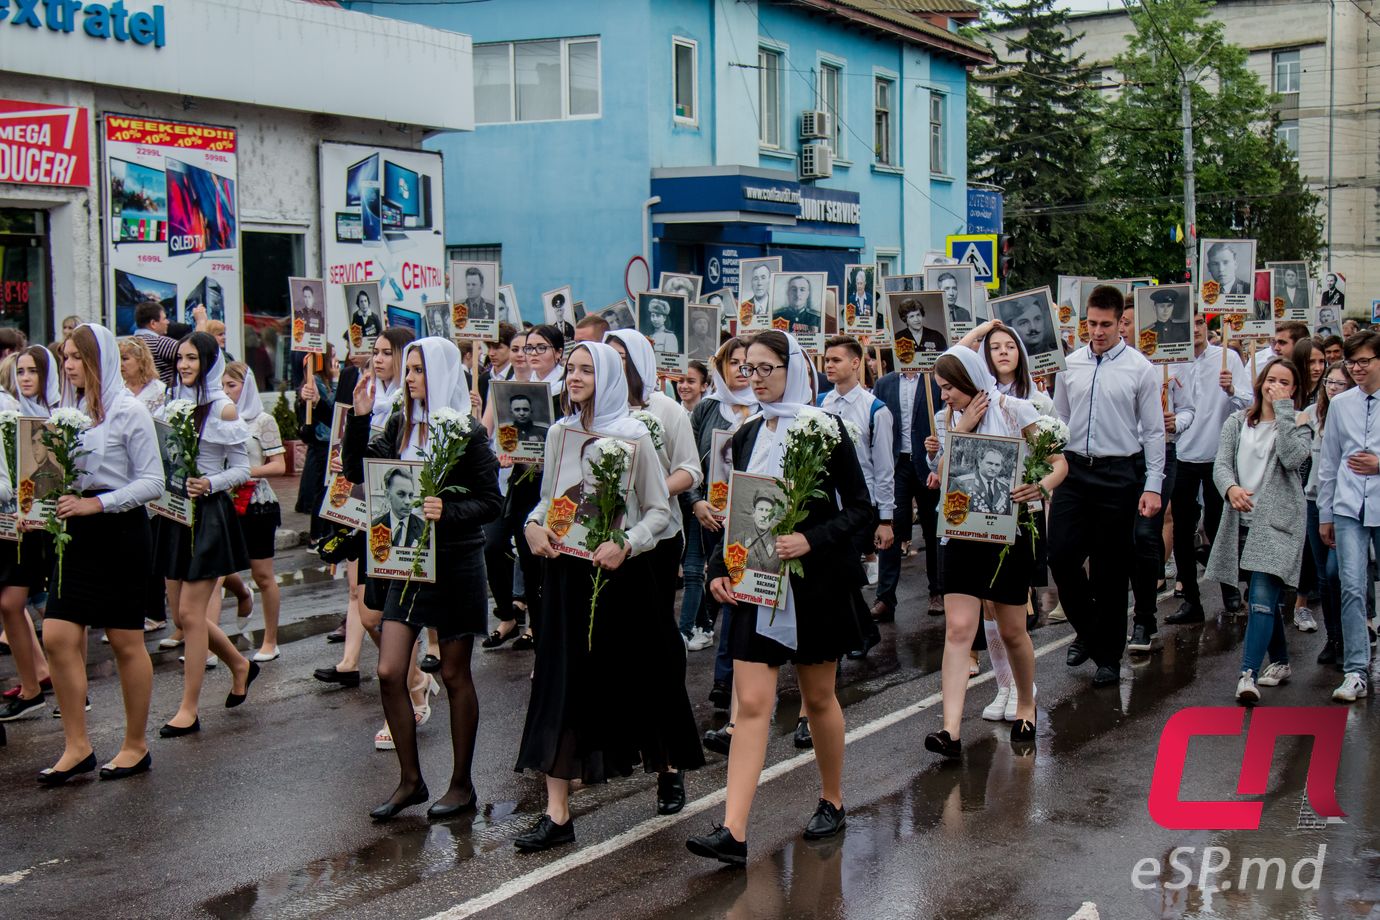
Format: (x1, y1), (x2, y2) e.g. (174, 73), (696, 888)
(993, 0), (1378, 315)
(347, 0), (990, 320)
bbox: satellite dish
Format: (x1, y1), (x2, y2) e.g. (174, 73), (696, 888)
(625, 256), (651, 302)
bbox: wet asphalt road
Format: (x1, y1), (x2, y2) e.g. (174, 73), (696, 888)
(2, 552), (1378, 920)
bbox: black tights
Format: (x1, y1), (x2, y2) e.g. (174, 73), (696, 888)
(376, 621), (479, 808)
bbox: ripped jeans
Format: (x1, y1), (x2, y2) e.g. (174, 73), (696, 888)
(1241, 569), (1291, 676)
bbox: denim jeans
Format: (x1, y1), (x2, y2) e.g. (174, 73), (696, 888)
(678, 513), (708, 638)
(1332, 515), (1379, 675)
(1242, 570), (1290, 675)
(1305, 501), (1341, 642)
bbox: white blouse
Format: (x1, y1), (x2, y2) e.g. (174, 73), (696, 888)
(643, 391), (703, 542)
(76, 391), (165, 513)
(1235, 419), (1277, 503)
(130, 379), (167, 415)
(244, 413), (286, 505)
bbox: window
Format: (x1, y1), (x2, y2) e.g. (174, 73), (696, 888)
(1273, 49), (1301, 95)
(758, 48), (782, 148)
(473, 37), (602, 124)
(673, 38), (697, 123)
(930, 92), (947, 175)
(447, 245), (502, 265)
(1276, 119), (1299, 159)
(874, 77), (895, 165)
(875, 253), (899, 277)
(818, 61), (843, 154)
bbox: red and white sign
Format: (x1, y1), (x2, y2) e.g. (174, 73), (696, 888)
(0, 99), (91, 188)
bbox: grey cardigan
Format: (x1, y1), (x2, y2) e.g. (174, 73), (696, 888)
(1205, 401), (1312, 589)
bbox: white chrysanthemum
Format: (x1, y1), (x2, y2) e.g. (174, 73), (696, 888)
(49, 407), (93, 431)
(430, 407), (472, 434)
(842, 419), (864, 449)
(591, 436), (633, 467)
(1034, 415), (1070, 447)
(1030, 390), (1056, 418)
(0, 410), (20, 428)
(163, 399), (196, 421)
(392, 389), (406, 409)
(786, 407), (841, 448)
(631, 410), (665, 449)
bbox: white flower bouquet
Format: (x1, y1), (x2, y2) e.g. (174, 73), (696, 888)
(402, 407), (475, 604)
(42, 407), (93, 594)
(583, 436), (633, 649)
(767, 408), (841, 618)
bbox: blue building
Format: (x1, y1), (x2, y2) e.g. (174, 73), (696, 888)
(344, 0), (990, 323)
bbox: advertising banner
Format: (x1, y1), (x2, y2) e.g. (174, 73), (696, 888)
(0, 99), (91, 188)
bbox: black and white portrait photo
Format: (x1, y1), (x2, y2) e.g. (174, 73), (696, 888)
(1133, 284), (1193, 366)
(546, 429), (637, 560)
(770, 271), (827, 352)
(703, 288), (734, 334)
(1321, 272), (1345, 309)
(598, 300), (636, 332)
(496, 284), (520, 327)
(991, 287), (1062, 372)
(887, 290), (947, 372)
(542, 285), (577, 339)
(364, 458), (435, 581)
(1269, 261), (1310, 319)
(637, 291), (688, 373)
(1316, 304), (1341, 337)
(18, 417), (63, 521)
(146, 419), (192, 525)
(927, 264), (975, 330)
(724, 470), (787, 607)
(706, 428), (733, 518)
(736, 257), (780, 331)
(939, 431), (1023, 545)
(687, 304), (718, 362)
(492, 380), (553, 461)
(289, 276), (326, 355)
(343, 282), (384, 356)
(1199, 239), (1256, 311)
(659, 272), (702, 304)
(452, 261), (498, 321)
(424, 303), (451, 339)
(842, 263), (875, 334)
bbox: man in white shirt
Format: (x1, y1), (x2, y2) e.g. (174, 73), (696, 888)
(1051, 285), (1165, 687)
(1318, 330), (1380, 702)
(1166, 313), (1251, 625)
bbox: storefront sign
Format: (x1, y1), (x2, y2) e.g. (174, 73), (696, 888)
(967, 189), (1003, 235)
(0, 1), (167, 47)
(797, 186), (861, 229)
(0, 99), (90, 187)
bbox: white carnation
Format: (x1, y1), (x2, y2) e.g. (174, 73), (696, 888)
(49, 407), (93, 431)
(591, 436), (633, 467)
(163, 399), (196, 421)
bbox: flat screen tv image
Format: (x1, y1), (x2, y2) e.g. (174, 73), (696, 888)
(384, 161), (420, 218)
(346, 154), (379, 207)
(114, 269), (176, 336)
(110, 158), (167, 243)
(184, 277), (225, 323)
(166, 158), (237, 256)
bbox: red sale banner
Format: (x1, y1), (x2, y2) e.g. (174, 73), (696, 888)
(0, 99), (91, 188)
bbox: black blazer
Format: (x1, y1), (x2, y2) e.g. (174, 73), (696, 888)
(370, 511), (426, 548)
(873, 371), (941, 481)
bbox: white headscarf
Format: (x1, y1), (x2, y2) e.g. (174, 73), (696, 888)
(371, 372), (400, 430)
(170, 333), (246, 446)
(70, 323), (133, 456)
(605, 329), (657, 404)
(399, 336), (471, 462)
(561, 341), (647, 440)
(940, 344), (1038, 438)
(708, 340), (757, 428)
(232, 367), (264, 422)
(14, 347), (61, 417)
(981, 327), (1040, 400)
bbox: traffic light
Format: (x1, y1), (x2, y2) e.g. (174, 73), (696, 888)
(998, 234), (1014, 280)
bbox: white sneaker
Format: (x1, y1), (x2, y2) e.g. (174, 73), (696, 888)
(177, 655), (218, 669)
(1293, 608), (1318, 632)
(1332, 672), (1369, 702)
(158, 637), (183, 649)
(864, 558), (879, 586)
(1236, 669), (1260, 703)
(687, 627), (714, 651)
(1257, 662), (1292, 686)
(982, 687), (1010, 721)
(1046, 603), (1067, 623)
(1004, 683), (1035, 721)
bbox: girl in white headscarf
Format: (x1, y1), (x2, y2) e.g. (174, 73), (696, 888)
(691, 330), (873, 867)
(344, 336), (502, 821)
(37, 323), (162, 784)
(153, 331), (257, 739)
(515, 340), (698, 853)
(958, 319), (1055, 414)
(921, 345), (1067, 760)
(0, 345), (61, 725)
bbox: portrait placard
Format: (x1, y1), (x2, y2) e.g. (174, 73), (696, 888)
(364, 458), (435, 582)
(1199, 239), (1256, 314)
(0, 448), (16, 541)
(1133, 284), (1194, 366)
(1245, 269), (1274, 338)
(939, 431), (1025, 545)
(1267, 261), (1311, 325)
(493, 380), (553, 462)
(824, 286), (839, 336)
(1076, 279), (1131, 345)
(723, 470), (785, 608)
(735, 257), (781, 332)
(147, 419), (192, 526)
(990, 287), (1065, 375)
(17, 417), (64, 525)
(289, 277), (326, 355)
(636, 291), (688, 374)
(1056, 275), (1094, 350)
(770, 271), (827, 354)
(422, 302), (452, 340)
(542, 285), (576, 339)
(544, 428), (638, 561)
(886, 290), (947, 372)
(926, 264), (977, 342)
(702, 287), (734, 336)
(1319, 271), (1345, 310)
(687, 304), (719, 363)
(594, 300), (635, 332)
(319, 404), (368, 531)
(450, 261), (500, 342)
(658, 272), (702, 304)
(496, 284), (520, 328)
(842, 263), (877, 336)
(342, 281), (383, 357)
(706, 428), (733, 522)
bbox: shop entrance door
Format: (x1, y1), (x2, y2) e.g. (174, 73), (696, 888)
(0, 209), (51, 345)
(241, 230), (304, 395)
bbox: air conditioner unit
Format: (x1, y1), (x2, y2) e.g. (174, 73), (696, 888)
(800, 110), (831, 140)
(800, 141), (833, 180)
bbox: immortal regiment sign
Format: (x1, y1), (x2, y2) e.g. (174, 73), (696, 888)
(1267, 261), (1312, 326)
(1133, 285), (1194, 367)
(364, 459), (435, 582)
(723, 471), (785, 607)
(637, 291), (688, 375)
(886, 290), (947, 373)
(990, 287), (1065, 375)
(736, 257), (780, 332)
(1198, 238), (1256, 321)
(319, 405), (368, 531)
(770, 272), (827, 355)
(926, 264), (978, 342)
(939, 431), (1024, 545)
(841, 263), (877, 337)
(492, 380), (553, 463)
(289, 277), (327, 355)
(450, 261), (500, 342)
(705, 429), (732, 523)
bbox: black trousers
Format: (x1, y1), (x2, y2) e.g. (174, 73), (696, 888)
(876, 455), (940, 610)
(1171, 459), (1239, 607)
(1049, 453), (1141, 668)
(1131, 446), (1177, 631)
(483, 514), (521, 624)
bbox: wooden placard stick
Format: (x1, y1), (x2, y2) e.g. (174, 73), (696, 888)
(303, 353), (315, 426)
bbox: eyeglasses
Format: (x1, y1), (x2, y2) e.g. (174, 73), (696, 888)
(1324, 378), (1350, 390)
(738, 363), (785, 379)
(1344, 357), (1377, 370)
(522, 344), (552, 356)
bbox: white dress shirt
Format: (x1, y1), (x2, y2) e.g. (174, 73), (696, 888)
(1054, 341), (1166, 492)
(1148, 363), (1196, 447)
(1318, 385), (1380, 526)
(76, 391), (165, 513)
(1176, 345), (1251, 463)
(645, 391), (703, 542)
(820, 382), (896, 517)
(898, 374), (919, 454)
(1251, 344), (1278, 379)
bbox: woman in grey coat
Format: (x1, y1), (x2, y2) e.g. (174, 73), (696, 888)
(1205, 357), (1312, 703)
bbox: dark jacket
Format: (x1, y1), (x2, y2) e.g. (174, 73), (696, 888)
(873, 371), (941, 482)
(686, 397), (735, 507)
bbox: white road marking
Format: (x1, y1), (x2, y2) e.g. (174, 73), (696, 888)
(423, 632), (1076, 919)
(1068, 902), (1100, 920)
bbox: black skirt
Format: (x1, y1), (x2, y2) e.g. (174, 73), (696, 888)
(0, 530), (53, 592)
(153, 491), (250, 581)
(45, 505), (152, 630)
(240, 502), (281, 560)
(727, 584), (868, 667)
(380, 541), (489, 640)
(942, 527), (1037, 607)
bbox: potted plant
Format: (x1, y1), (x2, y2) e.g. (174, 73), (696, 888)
(272, 385), (302, 476)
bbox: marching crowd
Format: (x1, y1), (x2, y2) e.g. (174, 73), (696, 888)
(1, 283), (1377, 870)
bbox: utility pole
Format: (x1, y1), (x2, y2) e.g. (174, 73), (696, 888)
(1180, 76), (1196, 285)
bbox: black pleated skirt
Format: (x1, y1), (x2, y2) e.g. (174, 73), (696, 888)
(0, 529), (52, 592)
(381, 541), (489, 640)
(45, 505), (152, 630)
(942, 526), (1037, 607)
(153, 492), (249, 582)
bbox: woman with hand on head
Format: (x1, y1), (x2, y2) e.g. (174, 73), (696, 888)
(37, 324), (162, 783)
(154, 332), (256, 738)
(343, 337), (501, 820)
(689, 331), (872, 866)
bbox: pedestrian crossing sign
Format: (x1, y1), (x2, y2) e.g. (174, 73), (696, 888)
(946, 234), (999, 291)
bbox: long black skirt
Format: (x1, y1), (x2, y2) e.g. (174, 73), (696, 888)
(152, 492), (250, 582)
(515, 551), (704, 784)
(0, 529), (52, 592)
(45, 505), (152, 630)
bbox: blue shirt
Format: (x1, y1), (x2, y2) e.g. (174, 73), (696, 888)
(1318, 385), (1380, 526)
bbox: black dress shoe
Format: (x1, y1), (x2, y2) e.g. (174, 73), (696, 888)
(1010, 718), (1036, 744)
(225, 661), (260, 709)
(1317, 639), (1341, 665)
(703, 724), (733, 756)
(158, 718), (201, 738)
(1066, 640), (1090, 667)
(419, 654), (441, 674)
(482, 625), (518, 649)
(846, 633), (879, 660)
(370, 783), (429, 821)
(1222, 593), (1244, 614)
(511, 633), (535, 651)
(313, 666), (361, 687)
(803, 798), (846, 840)
(1092, 664), (1120, 687)
(657, 771), (686, 815)
(514, 814), (575, 852)
(325, 622), (347, 643)
(708, 680), (731, 711)
(924, 729), (961, 759)
(793, 717), (813, 750)
(1127, 624), (1156, 654)
(36, 751), (97, 786)
(1165, 601), (1205, 625)
(686, 824), (746, 866)
(99, 752), (152, 781)
(427, 788), (478, 820)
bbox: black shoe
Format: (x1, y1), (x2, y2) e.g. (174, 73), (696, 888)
(511, 633), (535, 651)
(370, 783), (429, 822)
(708, 680), (731, 711)
(514, 814), (575, 852)
(924, 729), (961, 759)
(870, 601), (895, 624)
(686, 824), (746, 866)
(426, 787), (478, 820)
(482, 624), (518, 649)
(1092, 664), (1120, 687)
(99, 752), (152, 781)
(225, 661), (260, 709)
(1010, 718), (1036, 744)
(1222, 593), (1243, 614)
(36, 751), (97, 786)
(657, 771), (686, 815)
(793, 716), (813, 750)
(1165, 601), (1206, 625)
(703, 724), (733, 756)
(1127, 624), (1157, 654)
(0, 692), (46, 722)
(803, 798), (846, 840)
(927, 594), (944, 616)
(313, 666), (360, 687)
(419, 654), (441, 674)
(1066, 640), (1090, 667)
(1317, 640), (1341, 665)
(158, 718), (201, 738)
(845, 632), (879, 660)
(325, 622), (347, 644)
